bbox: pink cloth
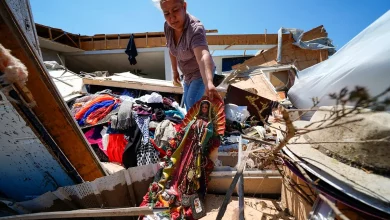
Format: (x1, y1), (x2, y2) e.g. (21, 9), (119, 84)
(84, 128), (107, 156)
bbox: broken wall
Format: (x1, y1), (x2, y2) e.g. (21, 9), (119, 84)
(233, 26), (329, 71)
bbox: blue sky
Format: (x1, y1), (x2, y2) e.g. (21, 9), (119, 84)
(30, 0), (389, 50)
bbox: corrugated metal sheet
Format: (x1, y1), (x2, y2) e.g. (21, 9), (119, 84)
(0, 92), (75, 202)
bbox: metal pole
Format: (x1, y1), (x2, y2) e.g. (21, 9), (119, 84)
(237, 135), (245, 220)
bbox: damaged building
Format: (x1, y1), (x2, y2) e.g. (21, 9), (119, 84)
(0, 1), (389, 220)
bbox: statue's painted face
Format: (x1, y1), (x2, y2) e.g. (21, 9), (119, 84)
(201, 103), (209, 115)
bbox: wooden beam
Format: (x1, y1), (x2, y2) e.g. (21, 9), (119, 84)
(79, 34), (288, 50)
(48, 27), (52, 40)
(83, 78), (184, 94)
(77, 29), (218, 40)
(65, 33), (78, 48)
(104, 34), (107, 49)
(52, 32), (65, 41)
(0, 1), (105, 181)
(0, 207), (153, 220)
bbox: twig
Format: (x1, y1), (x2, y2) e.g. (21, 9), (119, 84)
(318, 194), (350, 220)
(242, 135), (275, 146)
(289, 139), (390, 144)
(258, 108), (295, 169)
(296, 119), (363, 135)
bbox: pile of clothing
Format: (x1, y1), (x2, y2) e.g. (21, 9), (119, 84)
(72, 90), (187, 169)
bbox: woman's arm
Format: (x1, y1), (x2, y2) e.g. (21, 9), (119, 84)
(193, 46), (217, 99)
(169, 51), (181, 86)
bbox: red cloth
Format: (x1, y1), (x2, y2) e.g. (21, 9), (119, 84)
(106, 134), (128, 164)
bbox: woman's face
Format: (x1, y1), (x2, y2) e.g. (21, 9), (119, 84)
(201, 103), (209, 114)
(160, 0), (187, 31)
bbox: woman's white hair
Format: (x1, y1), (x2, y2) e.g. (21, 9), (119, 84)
(152, 0), (185, 10)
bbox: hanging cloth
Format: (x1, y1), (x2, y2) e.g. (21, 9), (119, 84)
(125, 34), (138, 65)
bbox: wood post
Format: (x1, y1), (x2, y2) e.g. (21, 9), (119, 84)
(0, 207), (153, 220)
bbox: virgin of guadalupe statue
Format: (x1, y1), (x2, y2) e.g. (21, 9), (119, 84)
(140, 97), (225, 220)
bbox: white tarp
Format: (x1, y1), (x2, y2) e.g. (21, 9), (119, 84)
(288, 10), (390, 117)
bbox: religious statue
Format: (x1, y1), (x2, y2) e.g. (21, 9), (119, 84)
(140, 97), (225, 219)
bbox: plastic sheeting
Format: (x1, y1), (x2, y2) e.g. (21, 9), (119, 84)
(288, 11), (390, 118)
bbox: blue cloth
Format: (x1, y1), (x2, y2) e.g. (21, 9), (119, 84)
(78, 100), (114, 126)
(164, 110), (184, 119)
(183, 77), (205, 110)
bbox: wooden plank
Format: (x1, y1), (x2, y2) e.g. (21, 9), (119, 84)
(79, 34), (289, 50)
(83, 78), (184, 94)
(301, 25), (327, 41)
(0, 2), (105, 181)
(0, 207), (153, 220)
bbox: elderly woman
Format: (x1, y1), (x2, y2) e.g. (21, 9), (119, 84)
(160, 0), (218, 110)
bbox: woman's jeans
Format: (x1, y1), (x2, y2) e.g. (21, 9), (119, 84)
(183, 77), (205, 111)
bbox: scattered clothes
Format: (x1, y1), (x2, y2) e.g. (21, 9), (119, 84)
(147, 92), (163, 103)
(75, 95), (115, 120)
(134, 115), (159, 166)
(71, 95), (97, 116)
(86, 100), (119, 125)
(107, 134), (128, 164)
(133, 104), (152, 115)
(84, 127), (104, 154)
(123, 116), (143, 169)
(154, 120), (176, 148)
(162, 97), (173, 106)
(135, 115), (151, 145)
(149, 121), (159, 130)
(111, 100), (133, 130)
(137, 142), (159, 166)
(125, 34), (137, 65)
(164, 110), (184, 119)
(78, 100), (115, 126)
(101, 126), (109, 153)
(172, 101), (187, 116)
(165, 115), (182, 124)
(152, 109), (166, 122)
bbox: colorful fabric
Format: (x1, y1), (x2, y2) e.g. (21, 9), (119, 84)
(164, 110), (184, 119)
(134, 115), (159, 166)
(74, 95), (114, 120)
(107, 134), (128, 164)
(84, 127), (104, 154)
(78, 100), (114, 126)
(85, 100), (119, 125)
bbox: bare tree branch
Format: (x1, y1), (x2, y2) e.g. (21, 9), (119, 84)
(258, 108), (296, 169)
